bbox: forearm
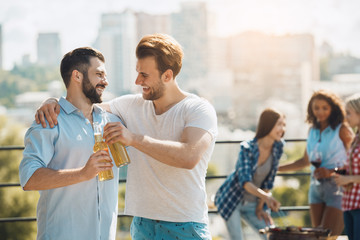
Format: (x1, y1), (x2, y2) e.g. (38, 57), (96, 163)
(278, 157), (309, 172)
(243, 182), (271, 202)
(132, 134), (202, 169)
(257, 189), (270, 209)
(23, 167), (87, 191)
(348, 175), (360, 184)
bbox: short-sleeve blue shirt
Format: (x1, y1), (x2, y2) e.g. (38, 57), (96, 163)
(19, 97), (120, 240)
(214, 138), (284, 220)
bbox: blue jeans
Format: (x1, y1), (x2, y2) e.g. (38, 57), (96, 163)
(225, 201), (269, 240)
(130, 216), (211, 240)
(344, 209), (360, 240)
(308, 178), (342, 210)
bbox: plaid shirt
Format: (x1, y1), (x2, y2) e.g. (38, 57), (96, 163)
(342, 138), (360, 211)
(214, 138), (284, 220)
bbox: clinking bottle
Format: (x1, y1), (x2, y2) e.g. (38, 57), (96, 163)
(108, 141), (131, 167)
(93, 121), (114, 181)
(103, 115), (131, 167)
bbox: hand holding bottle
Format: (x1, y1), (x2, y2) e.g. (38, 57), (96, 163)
(102, 116), (131, 167)
(81, 150), (113, 181)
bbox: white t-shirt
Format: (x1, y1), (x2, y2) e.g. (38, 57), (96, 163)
(109, 93), (218, 223)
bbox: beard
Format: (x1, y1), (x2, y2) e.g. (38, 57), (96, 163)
(82, 75), (103, 104)
(143, 79), (165, 101)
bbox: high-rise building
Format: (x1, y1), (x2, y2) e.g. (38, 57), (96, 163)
(0, 24), (3, 70)
(94, 10), (137, 95)
(171, 2), (209, 90)
(37, 32), (61, 66)
(136, 12), (170, 41)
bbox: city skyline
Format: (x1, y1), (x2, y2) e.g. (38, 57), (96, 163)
(0, 0), (359, 69)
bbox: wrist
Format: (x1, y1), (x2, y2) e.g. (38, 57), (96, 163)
(78, 167), (90, 182)
(46, 97), (59, 104)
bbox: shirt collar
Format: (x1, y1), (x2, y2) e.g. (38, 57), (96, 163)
(59, 97), (105, 116)
(59, 97), (78, 114)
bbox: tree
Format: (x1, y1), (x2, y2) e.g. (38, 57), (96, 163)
(0, 115), (38, 240)
(0, 64), (61, 108)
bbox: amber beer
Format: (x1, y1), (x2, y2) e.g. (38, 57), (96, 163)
(108, 142), (131, 167)
(102, 114), (131, 167)
(93, 122), (114, 181)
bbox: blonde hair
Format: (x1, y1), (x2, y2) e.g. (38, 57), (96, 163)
(136, 34), (183, 78)
(346, 93), (360, 113)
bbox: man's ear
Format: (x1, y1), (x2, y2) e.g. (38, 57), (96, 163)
(71, 70), (83, 84)
(161, 69), (173, 82)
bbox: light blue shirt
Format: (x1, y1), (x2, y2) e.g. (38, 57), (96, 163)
(19, 97), (120, 240)
(306, 124), (347, 171)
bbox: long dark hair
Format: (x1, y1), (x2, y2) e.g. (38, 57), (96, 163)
(255, 108), (284, 139)
(306, 90), (345, 129)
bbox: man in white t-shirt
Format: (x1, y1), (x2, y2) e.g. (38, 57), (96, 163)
(35, 34), (218, 239)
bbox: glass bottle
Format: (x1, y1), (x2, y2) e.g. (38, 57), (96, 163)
(103, 115), (131, 167)
(93, 121), (114, 181)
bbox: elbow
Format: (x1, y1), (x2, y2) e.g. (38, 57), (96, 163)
(23, 179), (37, 191)
(23, 183), (32, 191)
(182, 155), (202, 170)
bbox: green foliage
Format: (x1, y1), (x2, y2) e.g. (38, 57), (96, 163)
(0, 115), (38, 239)
(0, 64), (61, 108)
(0, 71), (34, 108)
(117, 184), (132, 232)
(10, 64), (60, 91)
(273, 141), (312, 227)
(207, 162), (219, 177)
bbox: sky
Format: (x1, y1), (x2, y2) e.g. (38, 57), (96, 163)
(1, 0), (359, 70)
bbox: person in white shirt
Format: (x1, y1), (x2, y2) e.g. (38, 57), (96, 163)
(35, 34), (218, 240)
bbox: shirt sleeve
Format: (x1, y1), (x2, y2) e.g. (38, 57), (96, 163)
(108, 94), (136, 126)
(19, 122), (58, 188)
(185, 98), (218, 139)
(235, 143), (253, 187)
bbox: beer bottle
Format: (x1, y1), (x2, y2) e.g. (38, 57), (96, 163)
(93, 121), (114, 181)
(103, 115), (131, 167)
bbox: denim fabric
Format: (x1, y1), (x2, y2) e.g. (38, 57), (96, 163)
(344, 209), (360, 240)
(130, 216), (211, 240)
(225, 202), (270, 240)
(308, 178), (342, 210)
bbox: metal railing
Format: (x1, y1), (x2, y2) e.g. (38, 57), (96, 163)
(0, 139), (310, 223)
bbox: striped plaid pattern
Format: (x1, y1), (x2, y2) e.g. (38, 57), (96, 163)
(342, 142), (360, 211)
(214, 138), (284, 220)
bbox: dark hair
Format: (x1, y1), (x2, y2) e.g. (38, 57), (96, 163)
(306, 90), (345, 129)
(136, 34), (183, 78)
(255, 108), (284, 139)
(60, 47), (105, 88)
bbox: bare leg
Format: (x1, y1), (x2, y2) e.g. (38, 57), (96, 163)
(310, 203), (325, 227)
(321, 206), (344, 236)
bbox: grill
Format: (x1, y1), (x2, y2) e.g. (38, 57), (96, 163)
(259, 227), (337, 240)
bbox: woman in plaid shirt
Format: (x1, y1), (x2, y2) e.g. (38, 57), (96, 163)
(333, 93), (360, 240)
(215, 108), (285, 240)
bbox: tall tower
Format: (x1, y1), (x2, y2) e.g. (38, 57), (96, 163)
(94, 10), (137, 95)
(171, 2), (209, 90)
(37, 33), (61, 66)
